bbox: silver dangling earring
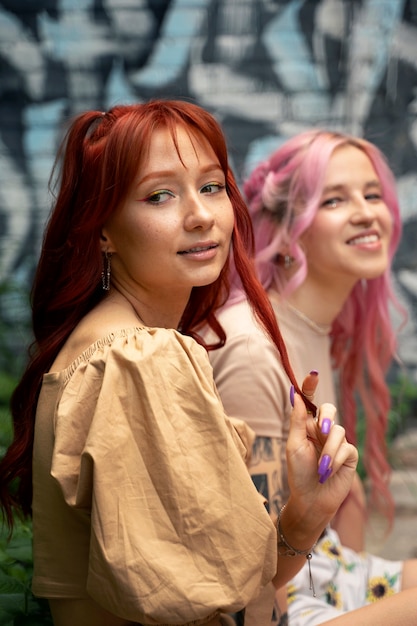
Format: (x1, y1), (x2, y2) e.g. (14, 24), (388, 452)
(101, 251), (112, 291)
(284, 254), (294, 269)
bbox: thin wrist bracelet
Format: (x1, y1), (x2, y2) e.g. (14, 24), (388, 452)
(276, 504), (318, 596)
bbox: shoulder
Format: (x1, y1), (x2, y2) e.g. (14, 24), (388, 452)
(51, 295), (205, 373)
(209, 300), (281, 375)
(51, 324), (205, 379)
(215, 299), (266, 339)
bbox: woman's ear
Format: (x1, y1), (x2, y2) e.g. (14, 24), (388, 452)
(100, 230), (113, 253)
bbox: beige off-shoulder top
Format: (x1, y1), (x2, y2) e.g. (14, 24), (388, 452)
(32, 327), (276, 625)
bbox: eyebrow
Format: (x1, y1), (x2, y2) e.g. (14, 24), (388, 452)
(322, 179), (382, 193)
(137, 163), (224, 186)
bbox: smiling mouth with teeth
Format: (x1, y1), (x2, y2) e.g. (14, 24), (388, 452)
(178, 244), (217, 255)
(347, 234), (379, 245)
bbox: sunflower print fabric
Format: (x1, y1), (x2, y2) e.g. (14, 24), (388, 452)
(286, 527), (402, 626)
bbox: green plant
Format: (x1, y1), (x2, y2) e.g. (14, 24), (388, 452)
(355, 369), (417, 480)
(0, 277), (53, 624)
(0, 515), (53, 625)
(0, 392), (53, 624)
(388, 371), (417, 429)
(0, 371), (15, 460)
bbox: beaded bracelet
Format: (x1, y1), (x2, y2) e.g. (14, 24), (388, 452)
(276, 504), (318, 596)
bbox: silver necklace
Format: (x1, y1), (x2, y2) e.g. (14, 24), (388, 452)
(286, 302), (331, 335)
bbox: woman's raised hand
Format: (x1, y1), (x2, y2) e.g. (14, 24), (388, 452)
(285, 378), (358, 530)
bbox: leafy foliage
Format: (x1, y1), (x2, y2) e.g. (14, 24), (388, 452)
(355, 370), (417, 479)
(0, 280), (53, 624)
(0, 516), (53, 625)
(0, 370), (54, 624)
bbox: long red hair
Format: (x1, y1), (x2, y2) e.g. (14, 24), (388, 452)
(0, 99), (312, 529)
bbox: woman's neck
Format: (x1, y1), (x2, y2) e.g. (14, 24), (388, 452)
(106, 286), (187, 330)
(285, 278), (354, 326)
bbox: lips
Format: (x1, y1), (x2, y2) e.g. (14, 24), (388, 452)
(347, 233), (380, 245)
(177, 243), (218, 255)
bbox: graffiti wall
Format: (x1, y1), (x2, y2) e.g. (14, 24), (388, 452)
(1, 0), (417, 370)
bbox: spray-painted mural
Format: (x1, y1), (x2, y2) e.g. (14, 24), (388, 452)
(1, 0), (417, 371)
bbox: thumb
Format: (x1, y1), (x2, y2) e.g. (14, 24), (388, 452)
(301, 371), (319, 401)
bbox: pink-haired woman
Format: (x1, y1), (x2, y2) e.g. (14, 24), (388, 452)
(209, 129), (417, 625)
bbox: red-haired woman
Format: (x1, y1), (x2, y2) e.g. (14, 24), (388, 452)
(0, 102), (357, 626)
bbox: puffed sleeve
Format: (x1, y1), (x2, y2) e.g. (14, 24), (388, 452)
(51, 328), (276, 625)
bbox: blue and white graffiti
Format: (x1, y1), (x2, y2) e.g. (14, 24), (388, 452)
(1, 0), (417, 363)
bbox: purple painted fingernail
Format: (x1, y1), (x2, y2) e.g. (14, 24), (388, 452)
(319, 467), (332, 484)
(321, 418), (331, 435)
(290, 385), (295, 407)
(309, 370), (319, 376)
(318, 454), (331, 477)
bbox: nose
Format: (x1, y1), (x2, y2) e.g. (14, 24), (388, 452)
(183, 192), (215, 231)
(350, 194), (377, 224)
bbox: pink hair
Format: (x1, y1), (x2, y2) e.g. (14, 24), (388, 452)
(242, 129), (406, 523)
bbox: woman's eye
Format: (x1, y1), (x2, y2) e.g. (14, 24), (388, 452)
(144, 190), (174, 204)
(365, 193), (382, 202)
(201, 182), (225, 194)
(321, 197), (341, 209)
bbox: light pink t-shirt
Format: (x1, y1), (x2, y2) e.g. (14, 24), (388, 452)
(208, 291), (336, 440)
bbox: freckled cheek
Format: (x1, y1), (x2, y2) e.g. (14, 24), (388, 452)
(127, 212), (173, 238)
(222, 203), (235, 241)
(225, 220), (234, 245)
(135, 224), (181, 261)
